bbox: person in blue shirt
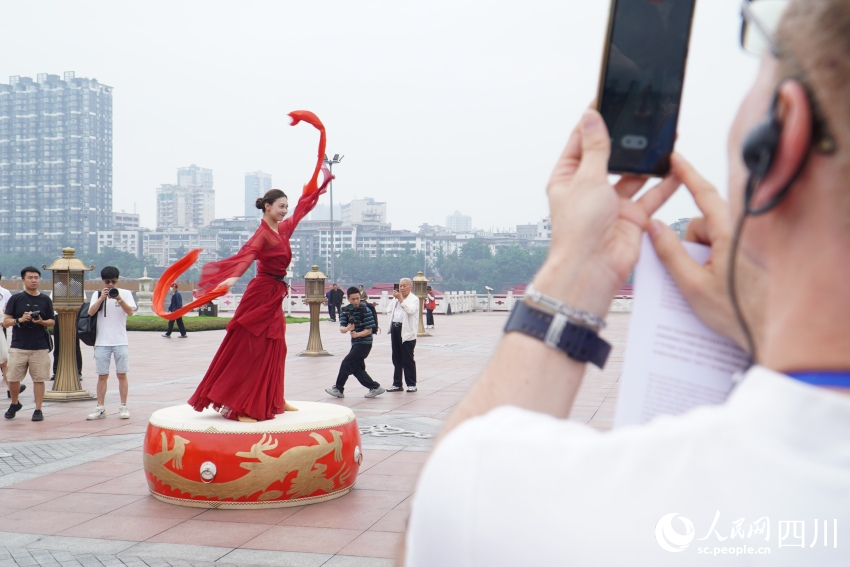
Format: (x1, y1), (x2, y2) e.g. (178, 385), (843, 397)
(161, 283), (187, 338)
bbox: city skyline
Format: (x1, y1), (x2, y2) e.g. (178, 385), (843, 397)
(0, 72), (113, 254)
(2, 1), (758, 237)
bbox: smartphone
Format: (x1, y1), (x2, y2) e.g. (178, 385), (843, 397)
(596, 0), (697, 176)
(393, 283), (400, 292)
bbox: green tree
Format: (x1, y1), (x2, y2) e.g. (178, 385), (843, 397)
(460, 239), (492, 261)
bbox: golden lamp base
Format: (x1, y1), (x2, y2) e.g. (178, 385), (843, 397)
(44, 389), (96, 401)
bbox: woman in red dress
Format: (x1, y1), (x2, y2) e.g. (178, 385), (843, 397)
(186, 187), (322, 421)
(154, 110), (329, 422)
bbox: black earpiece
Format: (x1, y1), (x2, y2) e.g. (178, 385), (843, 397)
(742, 114), (781, 177)
(742, 84), (802, 215)
(742, 92), (782, 209)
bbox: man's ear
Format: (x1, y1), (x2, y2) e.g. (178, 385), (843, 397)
(747, 80), (813, 212)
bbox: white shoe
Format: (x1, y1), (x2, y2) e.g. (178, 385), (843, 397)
(87, 405), (106, 420)
(118, 404), (130, 419)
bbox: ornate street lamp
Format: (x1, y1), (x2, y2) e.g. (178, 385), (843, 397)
(412, 271), (431, 337)
(299, 265), (332, 356)
(43, 248), (95, 400)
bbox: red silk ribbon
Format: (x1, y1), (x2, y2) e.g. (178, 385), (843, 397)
(152, 111), (329, 320)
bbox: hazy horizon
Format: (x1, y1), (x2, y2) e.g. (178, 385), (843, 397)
(2, 0), (757, 233)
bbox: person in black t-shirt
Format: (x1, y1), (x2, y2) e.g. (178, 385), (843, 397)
(2, 266), (54, 421)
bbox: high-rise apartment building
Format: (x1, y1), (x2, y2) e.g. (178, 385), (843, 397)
(156, 164), (215, 229)
(156, 183), (214, 230)
(244, 171), (272, 217)
(446, 211), (473, 233)
(0, 72), (113, 253)
(177, 164), (213, 190)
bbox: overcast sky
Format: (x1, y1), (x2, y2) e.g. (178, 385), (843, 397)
(3, 0), (757, 232)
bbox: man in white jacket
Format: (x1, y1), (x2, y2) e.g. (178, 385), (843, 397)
(386, 277), (419, 392)
(404, 1), (850, 564)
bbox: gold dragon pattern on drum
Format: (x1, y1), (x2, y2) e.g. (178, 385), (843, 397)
(145, 430), (351, 500)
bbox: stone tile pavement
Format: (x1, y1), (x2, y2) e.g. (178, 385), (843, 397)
(0, 312), (630, 565)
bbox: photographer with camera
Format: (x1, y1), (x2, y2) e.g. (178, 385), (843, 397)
(2, 267), (54, 421)
(85, 266), (136, 421)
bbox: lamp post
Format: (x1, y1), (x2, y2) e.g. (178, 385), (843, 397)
(299, 265), (332, 356)
(412, 271), (431, 337)
(323, 153), (344, 283)
(43, 248), (95, 401)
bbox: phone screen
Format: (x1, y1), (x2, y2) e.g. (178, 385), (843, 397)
(598, 0), (696, 176)
(393, 284), (400, 292)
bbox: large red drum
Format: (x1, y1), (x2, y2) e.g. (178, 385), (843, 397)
(143, 402), (362, 508)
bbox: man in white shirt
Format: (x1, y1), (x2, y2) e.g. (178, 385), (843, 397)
(86, 266), (136, 420)
(386, 277), (419, 392)
(405, 1), (850, 565)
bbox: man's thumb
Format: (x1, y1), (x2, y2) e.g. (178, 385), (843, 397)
(648, 220), (699, 288)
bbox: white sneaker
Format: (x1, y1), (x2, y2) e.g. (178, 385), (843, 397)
(118, 404), (130, 419)
(87, 405), (106, 420)
(365, 386), (386, 398)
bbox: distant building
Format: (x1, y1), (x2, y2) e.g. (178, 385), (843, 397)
(536, 217), (551, 241)
(244, 171), (272, 218)
(97, 230), (142, 257)
(669, 218), (692, 239)
(310, 203), (341, 222)
(112, 212), (140, 229)
(156, 184), (215, 230)
(341, 198), (388, 228)
(177, 164), (213, 190)
(516, 223), (537, 241)
(446, 211), (473, 233)
(0, 72), (113, 254)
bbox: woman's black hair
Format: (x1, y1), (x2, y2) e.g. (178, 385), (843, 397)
(255, 189), (288, 211)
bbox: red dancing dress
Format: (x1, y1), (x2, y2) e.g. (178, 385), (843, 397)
(187, 188), (321, 421)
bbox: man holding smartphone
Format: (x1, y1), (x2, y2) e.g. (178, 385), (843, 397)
(386, 278), (419, 392)
(405, 1), (850, 564)
(2, 267), (54, 421)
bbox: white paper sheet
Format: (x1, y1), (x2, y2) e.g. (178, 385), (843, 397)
(613, 235), (750, 428)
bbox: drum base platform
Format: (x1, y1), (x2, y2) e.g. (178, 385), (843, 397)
(143, 402), (362, 509)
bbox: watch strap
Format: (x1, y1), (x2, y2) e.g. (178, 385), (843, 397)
(504, 300), (611, 368)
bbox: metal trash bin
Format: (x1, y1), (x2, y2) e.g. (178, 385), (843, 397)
(199, 303), (218, 317)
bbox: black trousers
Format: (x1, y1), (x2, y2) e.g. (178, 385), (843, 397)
(52, 319), (83, 376)
(335, 342), (380, 392)
(390, 323), (417, 387)
(165, 317), (187, 336)
(328, 303), (340, 321)
(426, 309), (435, 326)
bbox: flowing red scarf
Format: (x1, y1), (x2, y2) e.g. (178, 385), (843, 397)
(152, 110), (329, 320)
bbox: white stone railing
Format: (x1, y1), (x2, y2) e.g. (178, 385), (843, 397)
(213, 290), (633, 315)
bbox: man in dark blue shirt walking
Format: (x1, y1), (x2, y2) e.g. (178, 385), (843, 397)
(161, 283), (187, 338)
(326, 287), (385, 399)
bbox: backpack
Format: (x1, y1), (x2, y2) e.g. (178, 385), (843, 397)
(76, 300), (102, 346)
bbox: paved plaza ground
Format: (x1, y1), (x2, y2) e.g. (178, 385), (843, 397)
(0, 311), (630, 566)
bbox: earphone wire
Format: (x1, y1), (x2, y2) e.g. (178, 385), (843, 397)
(728, 175), (758, 367)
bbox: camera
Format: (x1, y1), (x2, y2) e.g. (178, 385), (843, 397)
(29, 310), (41, 320)
(108, 288), (120, 298)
